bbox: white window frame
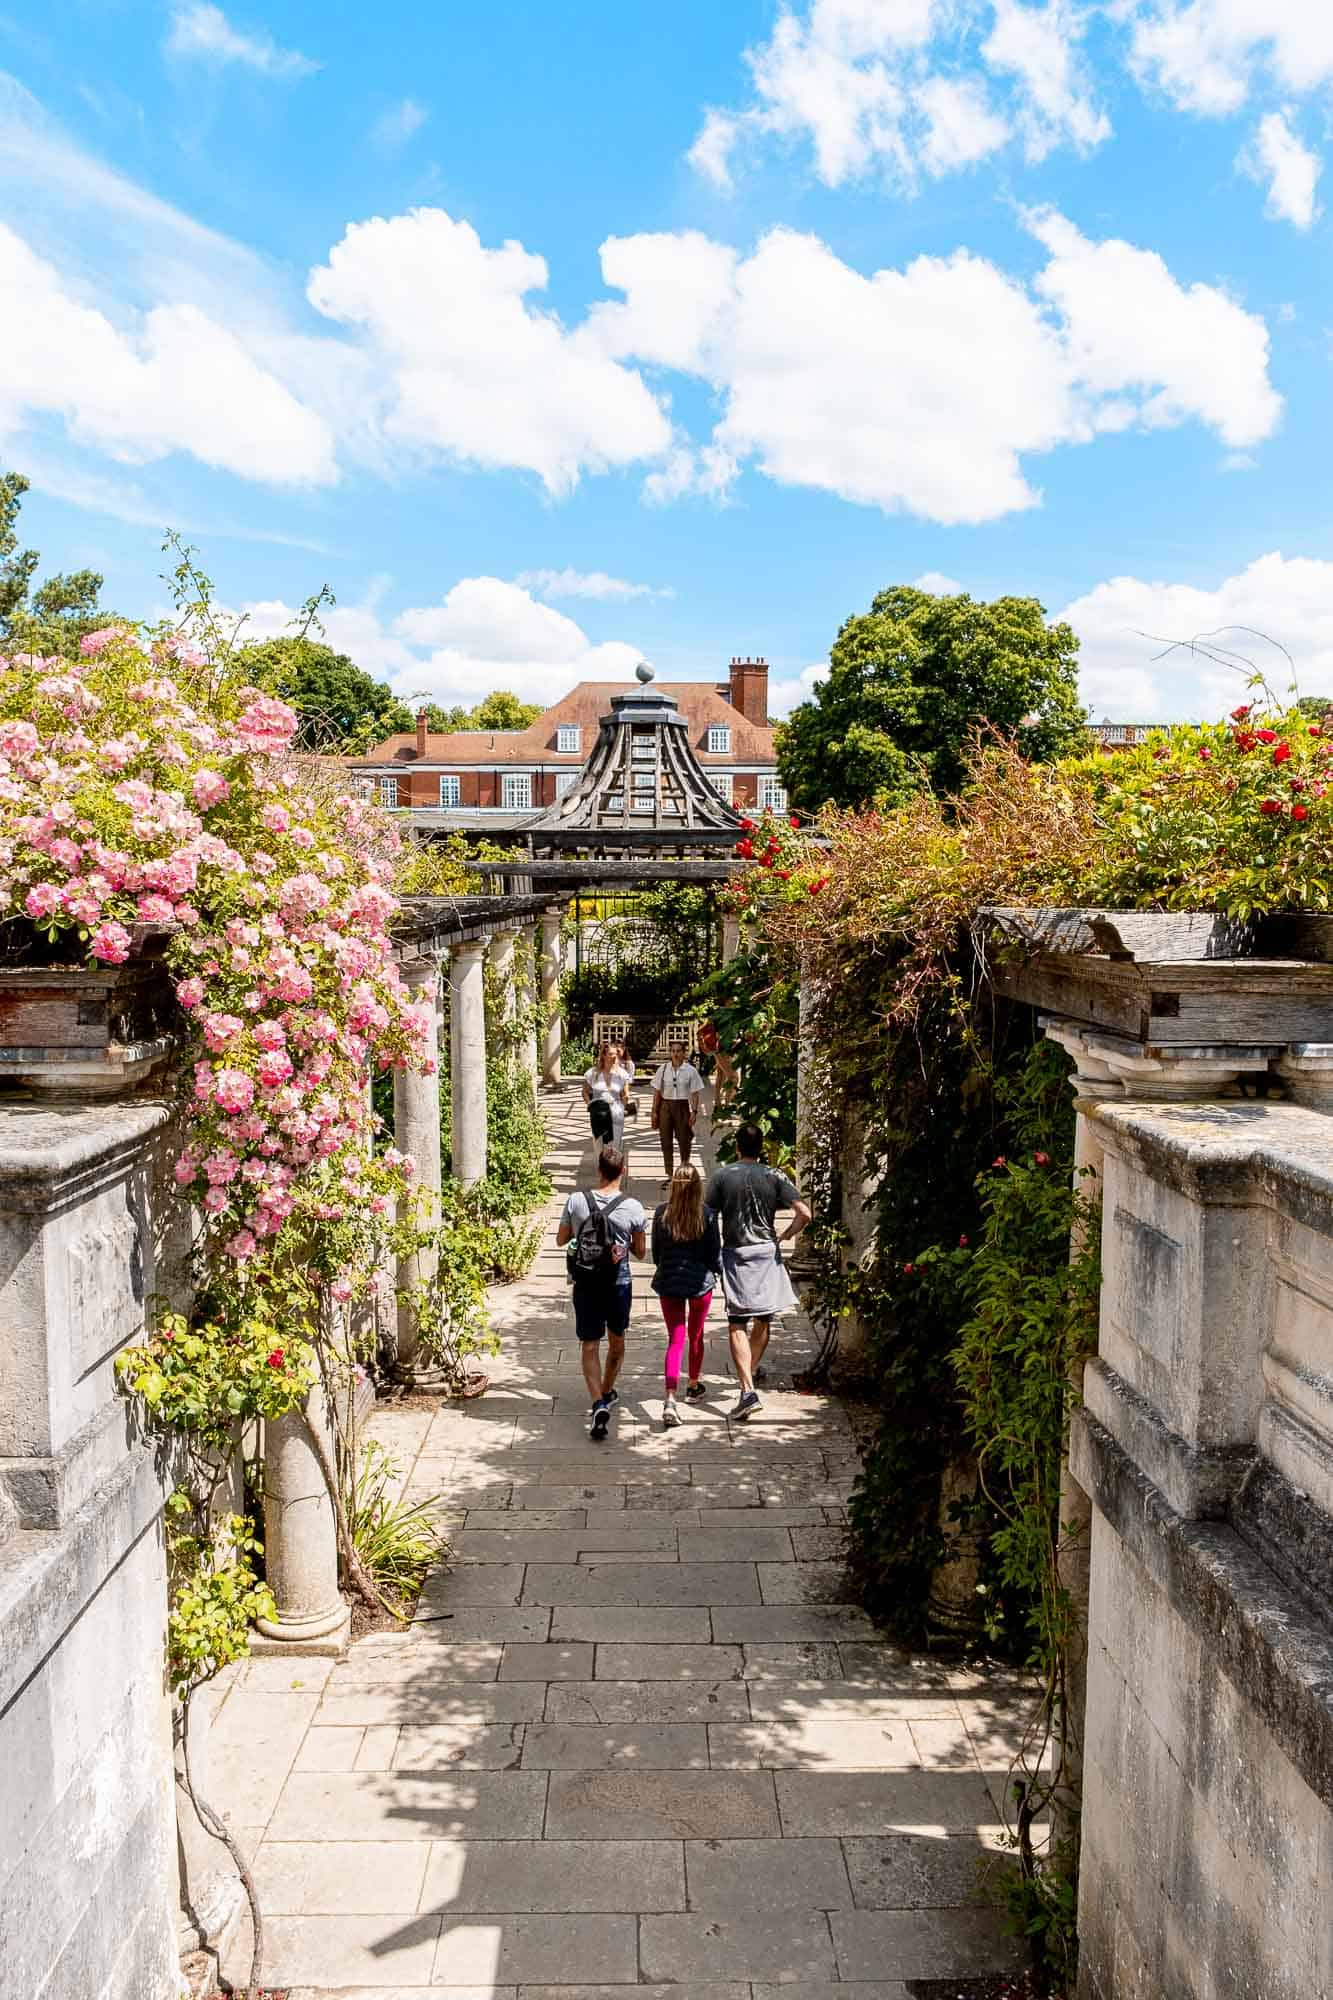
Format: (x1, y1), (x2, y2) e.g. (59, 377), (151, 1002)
(710, 772), (733, 803)
(556, 724), (581, 754)
(377, 776), (399, 808)
(707, 724), (732, 754)
(555, 770), (578, 797)
(501, 773), (532, 810)
(438, 775), (461, 808)
(758, 777), (788, 812)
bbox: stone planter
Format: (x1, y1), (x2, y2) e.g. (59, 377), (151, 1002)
(0, 945), (178, 1095)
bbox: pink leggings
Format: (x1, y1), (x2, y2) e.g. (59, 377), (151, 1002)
(660, 1292), (711, 1393)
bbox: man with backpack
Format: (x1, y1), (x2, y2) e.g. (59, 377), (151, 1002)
(555, 1143), (647, 1439)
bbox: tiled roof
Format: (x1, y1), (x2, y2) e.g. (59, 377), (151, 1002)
(350, 680), (777, 768)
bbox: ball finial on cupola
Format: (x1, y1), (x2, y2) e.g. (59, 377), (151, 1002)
(635, 660), (655, 684)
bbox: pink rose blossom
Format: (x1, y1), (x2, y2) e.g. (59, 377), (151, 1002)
(214, 1068), (256, 1115)
(224, 1229), (257, 1260)
(176, 977), (205, 1010)
(192, 769), (230, 809)
(90, 921), (132, 965)
(24, 882), (61, 919)
(202, 1013), (245, 1052)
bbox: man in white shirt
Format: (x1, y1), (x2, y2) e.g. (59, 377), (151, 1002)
(651, 1037), (705, 1179)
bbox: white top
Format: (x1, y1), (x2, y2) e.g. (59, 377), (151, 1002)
(652, 1058), (705, 1101)
(584, 1063), (631, 1104)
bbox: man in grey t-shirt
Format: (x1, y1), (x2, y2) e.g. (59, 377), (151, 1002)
(705, 1123), (810, 1420)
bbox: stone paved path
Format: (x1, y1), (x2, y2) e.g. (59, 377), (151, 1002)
(213, 1087), (1027, 1996)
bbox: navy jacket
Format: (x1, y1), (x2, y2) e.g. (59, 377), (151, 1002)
(651, 1205), (722, 1299)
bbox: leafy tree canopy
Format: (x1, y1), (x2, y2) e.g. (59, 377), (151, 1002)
(0, 471), (127, 657)
(420, 689), (543, 732)
(236, 634), (414, 753)
(776, 584), (1087, 811)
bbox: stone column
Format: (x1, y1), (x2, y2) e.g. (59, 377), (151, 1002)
(392, 956), (443, 1374)
(540, 910), (563, 1086)
(255, 1378), (350, 1652)
(1042, 1020), (1124, 1841)
(518, 926), (540, 1087)
(490, 928), (518, 1031)
(722, 912), (742, 964)
(450, 940), (489, 1187)
(1276, 1042), (1333, 1107)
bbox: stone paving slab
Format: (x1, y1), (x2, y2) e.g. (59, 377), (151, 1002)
(522, 1562), (762, 1606)
(422, 1838), (684, 1913)
(433, 1914), (638, 1985)
(262, 1913), (441, 1986)
(545, 1769), (780, 1839)
(830, 1904), (1025, 1978)
(707, 1716), (921, 1769)
(544, 1680), (749, 1723)
(498, 1642), (594, 1681)
(641, 1908), (840, 1982)
(520, 1721), (709, 1768)
(842, 1830), (1013, 1908)
(551, 1606), (712, 1642)
(681, 1834), (853, 1910)
(776, 1769), (1001, 1835)
(267, 1771), (549, 1842)
(594, 1642), (744, 1681)
(250, 1840), (431, 1914)
(319, 1685), (548, 1727)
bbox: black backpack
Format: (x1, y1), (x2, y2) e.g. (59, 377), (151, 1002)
(568, 1188), (627, 1282)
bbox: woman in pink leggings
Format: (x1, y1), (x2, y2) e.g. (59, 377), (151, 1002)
(650, 1165), (723, 1429)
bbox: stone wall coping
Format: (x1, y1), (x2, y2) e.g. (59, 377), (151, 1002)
(1092, 1099), (1333, 1223)
(0, 1443), (166, 1715)
(0, 1099), (171, 1211)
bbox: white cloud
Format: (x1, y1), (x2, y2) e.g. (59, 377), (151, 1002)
(685, 0), (1105, 190)
(1026, 208), (1280, 450)
(164, 4), (318, 78)
(0, 223), (337, 484)
(982, 0), (1110, 160)
(913, 570), (965, 592)
(371, 98), (428, 150)
(1126, 2), (1333, 117)
(770, 659), (831, 716)
(595, 212), (1279, 524)
(516, 568), (673, 602)
(1061, 550), (1333, 719)
(917, 77), (1010, 174)
(306, 209), (672, 495)
(1240, 108), (1322, 226)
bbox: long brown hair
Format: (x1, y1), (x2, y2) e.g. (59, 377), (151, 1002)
(665, 1164), (706, 1241)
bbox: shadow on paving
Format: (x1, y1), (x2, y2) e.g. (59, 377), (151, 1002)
(212, 1085), (1036, 1997)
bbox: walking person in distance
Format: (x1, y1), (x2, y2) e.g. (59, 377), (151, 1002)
(651, 1164), (722, 1429)
(705, 1123), (811, 1422)
(651, 1036), (705, 1183)
(555, 1143), (646, 1440)
(582, 1041), (631, 1151)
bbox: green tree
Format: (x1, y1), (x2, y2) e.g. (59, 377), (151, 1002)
(0, 470), (125, 657)
(777, 584), (1086, 811)
(236, 635), (414, 752)
(413, 689), (543, 732)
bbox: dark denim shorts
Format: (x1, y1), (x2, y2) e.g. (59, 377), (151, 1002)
(572, 1277), (633, 1342)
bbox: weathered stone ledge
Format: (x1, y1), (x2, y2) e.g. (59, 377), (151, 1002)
(1072, 1409), (1333, 1812)
(0, 1097), (171, 1209)
(1091, 1098), (1333, 1225)
(1083, 1357), (1252, 1520)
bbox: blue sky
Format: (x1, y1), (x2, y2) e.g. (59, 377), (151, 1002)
(3, 0), (1333, 721)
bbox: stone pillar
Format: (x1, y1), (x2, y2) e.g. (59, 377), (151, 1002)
(518, 926), (540, 1087)
(540, 910), (563, 1086)
(255, 1378), (349, 1652)
(450, 940), (488, 1187)
(722, 912), (742, 964)
(1276, 1042), (1333, 1107)
(392, 956), (443, 1373)
(490, 928), (518, 1035)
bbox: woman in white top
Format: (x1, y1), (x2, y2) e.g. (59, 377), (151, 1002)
(582, 1043), (632, 1149)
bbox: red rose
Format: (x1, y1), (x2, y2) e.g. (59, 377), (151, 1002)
(1292, 803), (1310, 821)
(1273, 742), (1293, 765)
(735, 839), (754, 857)
(789, 815), (800, 828)
(1236, 732), (1257, 752)
(1259, 798), (1283, 815)
(1198, 747), (1212, 760)
(992, 1155), (1007, 1168)
(740, 817), (755, 830)
(1309, 724), (1323, 737)
(902, 1262), (915, 1275)
(1256, 727), (1278, 744)
(958, 1234), (969, 1247)
(267, 1348), (285, 1369)
(808, 877), (827, 896)
(777, 869), (791, 880)
(1290, 776), (1307, 791)
(1032, 1151), (1051, 1166)
(1231, 705), (1252, 720)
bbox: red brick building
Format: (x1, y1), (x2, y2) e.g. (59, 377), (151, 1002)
(349, 656), (786, 815)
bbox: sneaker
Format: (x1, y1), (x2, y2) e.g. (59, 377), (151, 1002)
(730, 1389), (762, 1423)
(588, 1388), (619, 1416)
(684, 1381), (707, 1402)
(662, 1396), (681, 1429)
(590, 1400), (611, 1441)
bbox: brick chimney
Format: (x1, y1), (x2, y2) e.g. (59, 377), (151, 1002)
(415, 707), (429, 758)
(727, 656), (768, 727)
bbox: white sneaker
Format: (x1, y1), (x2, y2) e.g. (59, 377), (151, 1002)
(662, 1396), (681, 1429)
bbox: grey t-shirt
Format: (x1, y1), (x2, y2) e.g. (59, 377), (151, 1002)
(704, 1161), (799, 1249)
(561, 1185), (646, 1272)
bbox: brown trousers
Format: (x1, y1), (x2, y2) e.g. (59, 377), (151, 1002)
(658, 1098), (694, 1175)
